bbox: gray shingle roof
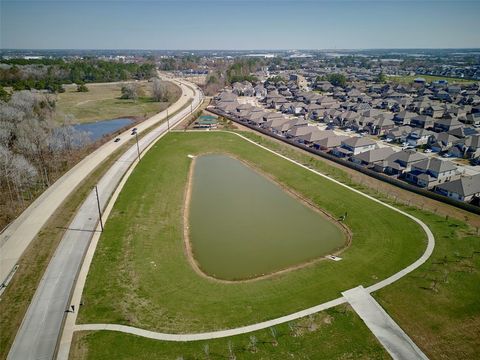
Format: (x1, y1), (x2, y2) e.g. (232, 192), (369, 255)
(342, 137), (376, 148)
(436, 174), (480, 197)
(413, 158), (457, 173)
(352, 147), (396, 164)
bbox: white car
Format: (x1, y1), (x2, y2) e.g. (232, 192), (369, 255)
(424, 149), (432, 153)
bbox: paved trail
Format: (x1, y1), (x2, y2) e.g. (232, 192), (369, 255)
(343, 286), (428, 360)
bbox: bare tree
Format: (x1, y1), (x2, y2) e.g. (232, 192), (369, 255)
(152, 78), (170, 102)
(121, 83), (139, 101)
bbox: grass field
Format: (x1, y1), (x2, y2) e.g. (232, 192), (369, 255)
(71, 131), (480, 359)
(54, 80), (181, 124)
(71, 305), (389, 360)
(77, 131), (426, 333)
(387, 74), (475, 84)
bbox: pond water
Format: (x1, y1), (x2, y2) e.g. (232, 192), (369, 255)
(73, 118), (134, 141)
(188, 154), (347, 281)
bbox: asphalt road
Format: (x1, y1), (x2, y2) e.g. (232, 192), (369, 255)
(7, 79), (202, 360)
(0, 77), (193, 287)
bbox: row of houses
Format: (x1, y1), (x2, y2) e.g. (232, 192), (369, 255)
(212, 92), (480, 204)
(226, 75), (480, 165)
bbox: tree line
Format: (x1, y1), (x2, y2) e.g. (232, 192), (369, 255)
(0, 91), (91, 227)
(0, 59), (157, 92)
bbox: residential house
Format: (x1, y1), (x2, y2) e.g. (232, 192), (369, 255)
(331, 137), (377, 158)
(366, 117), (395, 136)
(410, 115), (434, 129)
(424, 105), (445, 118)
(393, 111), (416, 125)
(386, 126), (413, 143)
(428, 132), (460, 153)
(313, 135), (349, 151)
(448, 126), (478, 139)
(286, 125), (313, 139)
(407, 128), (435, 146)
(449, 134), (480, 160)
(405, 158), (458, 188)
(435, 174), (480, 202)
(350, 147), (396, 168)
(297, 129), (335, 146)
(380, 150), (426, 176)
(254, 85), (267, 99)
(433, 118), (463, 133)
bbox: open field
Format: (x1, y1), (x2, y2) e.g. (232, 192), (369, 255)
(71, 305), (389, 359)
(387, 74), (476, 84)
(70, 131), (480, 359)
(77, 131), (426, 333)
(54, 80), (181, 124)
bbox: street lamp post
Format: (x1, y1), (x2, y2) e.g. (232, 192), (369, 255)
(167, 108), (170, 131)
(94, 185), (104, 232)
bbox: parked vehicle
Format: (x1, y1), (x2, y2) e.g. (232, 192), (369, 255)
(424, 149), (432, 153)
(114, 138), (121, 142)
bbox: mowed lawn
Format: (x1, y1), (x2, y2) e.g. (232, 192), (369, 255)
(54, 81), (181, 124)
(71, 305), (389, 360)
(77, 131), (426, 333)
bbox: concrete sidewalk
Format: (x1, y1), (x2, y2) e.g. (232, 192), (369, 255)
(342, 286), (428, 360)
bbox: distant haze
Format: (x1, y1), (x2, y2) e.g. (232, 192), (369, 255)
(1, 0), (480, 50)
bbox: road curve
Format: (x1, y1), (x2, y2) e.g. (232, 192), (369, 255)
(73, 131), (435, 342)
(0, 77), (193, 287)
(7, 80), (203, 360)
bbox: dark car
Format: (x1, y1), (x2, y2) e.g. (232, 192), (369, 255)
(114, 138), (121, 142)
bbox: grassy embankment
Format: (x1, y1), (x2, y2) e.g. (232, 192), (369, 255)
(388, 74), (476, 84)
(77, 131), (425, 330)
(72, 131), (480, 360)
(0, 90), (188, 359)
(55, 80), (181, 124)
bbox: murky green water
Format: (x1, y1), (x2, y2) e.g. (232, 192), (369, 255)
(188, 154), (346, 280)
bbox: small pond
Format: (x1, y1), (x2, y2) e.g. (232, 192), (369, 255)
(188, 154), (347, 281)
(74, 118), (134, 141)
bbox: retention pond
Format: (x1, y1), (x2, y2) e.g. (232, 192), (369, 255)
(188, 154), (347, 281)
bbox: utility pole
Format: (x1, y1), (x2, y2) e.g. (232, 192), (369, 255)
(134, 131), (140, 161)
(94, 185), (104, 232)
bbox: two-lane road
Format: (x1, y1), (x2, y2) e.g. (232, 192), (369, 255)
(0, 78), (193, 287)
(7, 79), (203, 360)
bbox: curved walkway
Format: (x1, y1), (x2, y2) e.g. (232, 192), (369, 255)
(73, 131), (435, 342)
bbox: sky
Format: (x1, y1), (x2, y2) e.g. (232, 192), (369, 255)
(1, 0), (480, 50)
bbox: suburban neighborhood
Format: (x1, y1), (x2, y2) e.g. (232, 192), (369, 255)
(211, 72), (480, 206)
